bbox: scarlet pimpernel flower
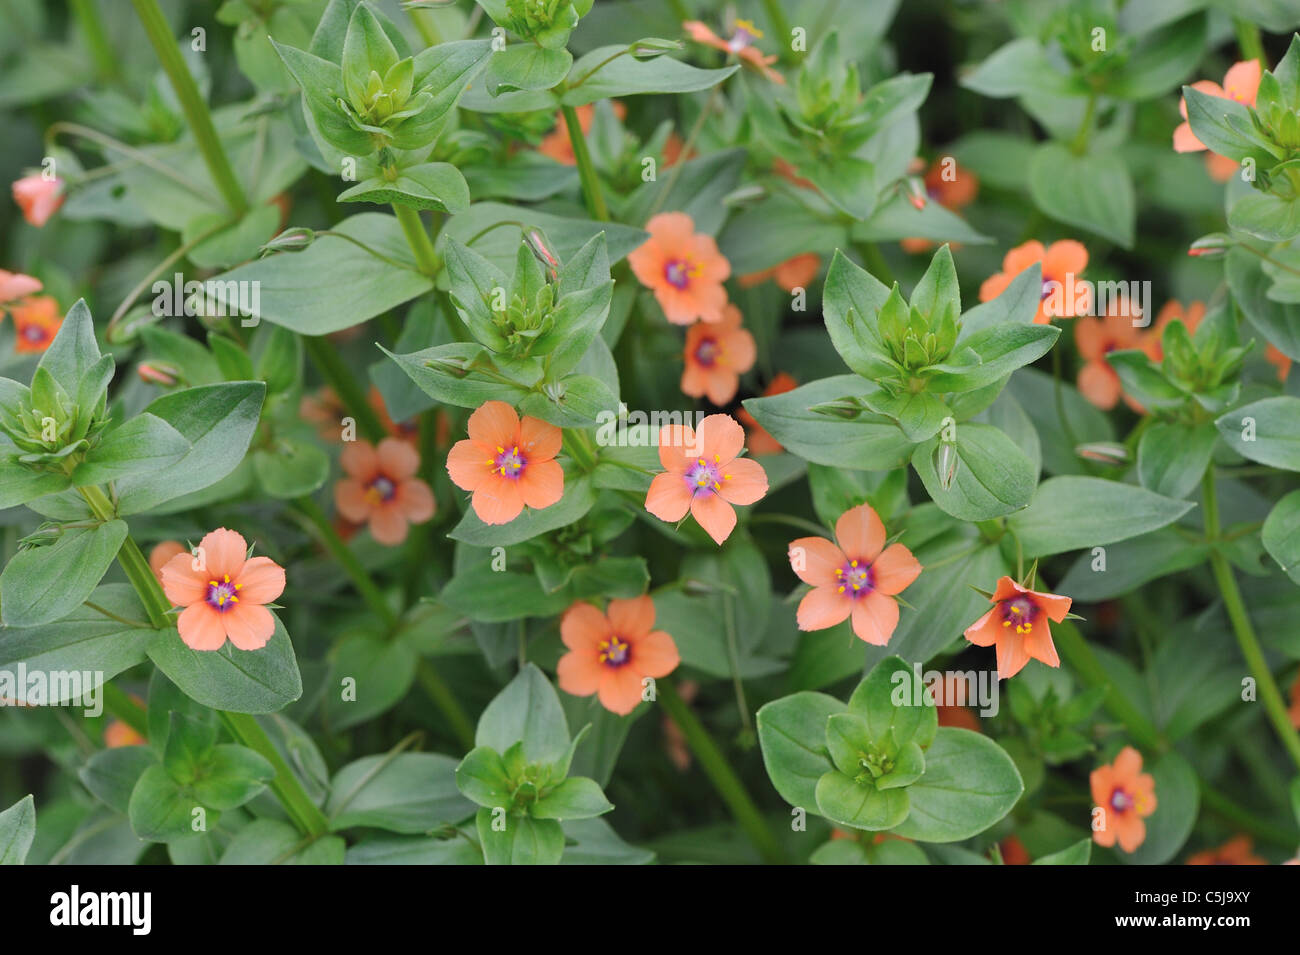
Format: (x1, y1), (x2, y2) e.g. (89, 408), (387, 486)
(12, 175), (63, 227)
(335, 438), (435, 546)
(963, 575), (1072, 679)
(979, 239), (1090, 324)
(1174, 60), (1261, 181)
(556, 595), (680, 715)
(681, 304), (756, 405)
(446, 400), (564, 525)
(1090, 746), (1157, 853)
(628, 212), (731, 325)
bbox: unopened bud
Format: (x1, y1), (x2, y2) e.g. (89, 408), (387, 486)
(137, 361), (180, 387)
(1187, 233), (1230, 258)
(809, 398), (862, 419)
(525, 228), (560, 281)
(933, 440), (959, 490)
(903, 176), (927, 210)
(106, 304), (162, 345)
(1076, 441), (1130, 465)
(259, 227), (315, 256)
(425, 356), (469, 378)
(630, 37), (682, 57)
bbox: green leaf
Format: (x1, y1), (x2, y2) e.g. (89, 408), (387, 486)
(476, 663), (570, 764)
(531, 777), (613, 821)
(190, 745), (275, 810)
(114, 382), (266, 515)
(821, 250), (894, 379)
(1058, 528), (1209, 600)
(911, 245), (960, 322)
(926, 323), (1059, 393)
(1032, 837), (1092, 865)
(251, 438), (330, 499)
(1137, 420), (1217, 500)
(37, 299), (102, 397)
(338, 162), (471, 213)
(128, 763), (209, 842)
(0, 521), (127, 628)
(71, 413), (191, 486)
(322, 632), (417, 730)
(1106, 13), (1206, 100)
(960, 38), (1080, 98)
(1263, 489), (1300, 583)
(559, 817), (653, 865)
(161, 711), (218, 784)
(439, 567), (570, 622)
(756, 691), (845, 808)
(1008, 476), (1196, 557)
(1228, 192), (1300, 242)
(912, 422), (1036, 521)
(0, 795), (35, 864)
(329, 753), (474, 833)
(476, 807), (564, 864)
(1182, 85), (1277, 166)
(220, 818), (345, 864)
(341, 3), (399, 103)
(80, 747), (155, 815)
(742, 376), (916, 470)
(848, 655), (938, 750)
(385, 342), (531, 410)
(864, 390), (952, 442)
(518, 374), (618, 428)
(890, 728), (1023, 842)
(456, 746), (514, 809)
(1116, 750), (1198, 864)
(1217, 396), (1300, 470)
(484, 44), (572, 94)
(1226, 244), (1300, 361)
(273, 40), (372, 155)
(449, 472), (596, 547)
(440, 202), (646, 274)
(1028, 143), (1135, 248)
(145, 612), (302, 714)
(814, 771), (910, 831)
(561, 46), (738, 106)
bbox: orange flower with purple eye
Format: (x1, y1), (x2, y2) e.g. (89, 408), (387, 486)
(978, 239), (1090, 324)
(1075, 302), (1159, 412)
(335, 438), (436, 546)
(1185, 835), (1267, 866)
(11, 296), (62, 353)
(12, 175), (63, 227)
(683, 19), (784, 84)
(1090, 746), (1157, 853)
(628, 212), (731, 325)
(645, 414), (767, 545)
(160, 528), (286, 652)
(556, 595), (681, 716)
(446, 400), (564, 526)
(787, 503), (922, 646)
(682, 305), (756, 406)
(963, 576), (1072, 679)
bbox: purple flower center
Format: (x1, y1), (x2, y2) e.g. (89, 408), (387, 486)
(22, 324), (47, 342)
(684, 457), (724, 497)
(599, 635), (631, 667)
(1001, 596), (1038, 634)
(493, 446), (527, 481)
(1110, 788), (1132, 813)
(694, 336), (719, 367)
(368, 475), (396, 501)
(834, 560), (875, 599)
(664, 259), (693, 290)
(206, 574), (240, 613)
(1040, 278), (1057, 302)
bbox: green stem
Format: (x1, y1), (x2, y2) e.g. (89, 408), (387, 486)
(294, 495), (397, 630)
(70, 0), (121, 83)
(415, 659), (476, 750)
(407, 6), (443, 46)
(101, 682), (148, 736)
(302, 336), (388, 442)
(560, 103), (609, 221)
(1234, 18), (1267, 67)
(1202, 470), (1300, 771)
(1068, 93), (1097, 155)
(657, 679), (786, 864)
(664, 0), (689, 23)
(221, 712), (330, 837)
(857, 242), (894, 287)
(392, 203), (441, 275)
(130, 0), (248, 215)
(759, 0), (793, 61)
(78, 486), (172, 628)
(1199, 782), (1299, 848)
(1053, 620), (1166, 754)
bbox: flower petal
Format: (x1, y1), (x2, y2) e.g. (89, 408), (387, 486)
(446, 439), (490, 492)
(340, 440), (380, 481)
(467, 400), (520, 449)
(223, 602), (276, 651)
(519, 415), (562, 461)
(518, 458), (564, 510)
(177, 603), (227, 651)
(796, 586), (852, 631)
(717, 456), (767, 506)
(696, 413), (745, 464)
(608, 594), (655, 639)
(471, 474), (524, 525)
(160, 553), (209, 606)
(377, 437), (420, 480)
(557, 649), (604, 697)
(690, 492), (736, 544)
(788, 536), (845, 588)
(872, 543), (922, 595)
(835, 503), (886, 562)
(335, 478), (372, 523)
(235, 556), (285, 604)
(645, 471), (692, 522)
(851, 591), (899, 646)
(561, 601), (610, 651)
(198, 528), (249, 580)
(634, 629), (680, 678)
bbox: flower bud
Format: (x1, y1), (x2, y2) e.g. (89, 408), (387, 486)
(1187, 233), (1231, 258)
(137, 361), (180, 387)
(1075, 442), (1130, 465)
(260, 227), (315, 256)
(933, 440), (959, 490)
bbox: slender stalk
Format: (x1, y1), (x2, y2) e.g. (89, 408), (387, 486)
(101, 682), (148, 736)
(70, 0), (121, 83)
(293, 495), (397, 629)
(560, 103), (609, 221)
(658, 679), (786, 864)
(759, 0), (793, 61)
(79, 486), (172, 628)
(1068, 93), (1097, 155)
(302, 336), (388, 442)
(1052, 620), (1166, 754)
(664, 0), (689, 23)
(130, 0), (248, 215)
(416, 659), (476, 750)
(392, 203), (441, 275)
(407, 6), (443, 47)
(1202, 470), (1300, 771)
(1234, 18), (1267, 67)
(221, 712), (330, 837)
(856, 242), (894, 287)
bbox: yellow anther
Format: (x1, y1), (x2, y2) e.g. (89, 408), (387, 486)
(714, 454), (720, 463)
(497, 446), (505, 453)
(850, 560), (858, 567)
(837, 586), (845, 593)
(713, 482), (721, 490)
(234, 583), (242, 590)
(698, 458), (706, 466)
(223, 575), (230, 583)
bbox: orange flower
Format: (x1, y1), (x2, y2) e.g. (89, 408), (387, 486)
(335, 438), (435, 546)
(739, 253), (820, 291)
(901, 159), (979, 254)
(628, 212), (731, 325)
(556, 595), (680, 715)
(1174, 60), (1261, 155)
(149, 541), (186, 583)
(1186, 834), (1267, 866)
(1267, 345), (1293, 382)
(160, 528), (285, 652)
(11, 296), (62, 352)
(645, 413), (766, 544)
(12, 175), (63, 227)
(1090, 746), (1157, 853)
(963, 576), (1071, 679)
(446, 400), (564, 525)
(936, 704), (982, 733)
(1075, 305), (1157, 412)
(104, 720), (146, 748)
(682, 304), (756, 405)
(787, 503), (921, 645)
(978, 239), (1090, 324)
(538, 101), (627, 164)
(0, 269), (41, 304)
(1000, 835), (1031, 865)
(683, 19), (784, 84)
(737, 372), (797, 456)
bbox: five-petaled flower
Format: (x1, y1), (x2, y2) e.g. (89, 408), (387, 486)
(787, 503), (922, 645)
(963, 576), (1072, 679)
(681, 304), (756, 405)
(12, 175), (63, 227)
(739, 253), (820, 291)
(1174, 60), (1261, 182)
(335, 437), (436, 546)
(628, 212), (731, 325)
(446, 400), (564, 525)
(11, 296), (63, 353)
(160, 528), (286, 652)
(979, 239), (1090, 324)
(1075, 300), (1159, 411)
(556, 595), (681, 715)
(645, 414), (767, 544)
(1090, 746), (1157, 853)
